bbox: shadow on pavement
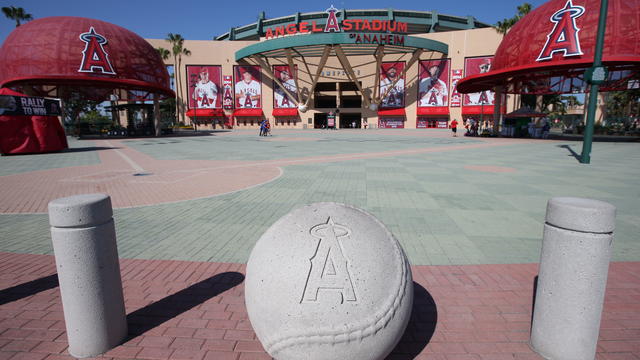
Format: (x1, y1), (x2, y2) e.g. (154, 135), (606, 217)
(386, 281), (438, 359)
(63, 146), (118, 153)
(126, 271), (245, 339)
(0, 274), (59, 306)
(557, 144), (581, 162)
(531, 275), (539, 329)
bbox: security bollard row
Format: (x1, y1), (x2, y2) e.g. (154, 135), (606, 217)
(46, 193), (616, 360)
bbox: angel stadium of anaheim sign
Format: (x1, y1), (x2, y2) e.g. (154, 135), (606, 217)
(264, 5), (409, 40)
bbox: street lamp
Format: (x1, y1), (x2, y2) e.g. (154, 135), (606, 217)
(581, 0), (609, 164)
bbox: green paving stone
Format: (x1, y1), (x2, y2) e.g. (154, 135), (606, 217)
(0, 138), (100, 176)
(422, 182), (482, 195)
(447, 209), (543, 238)
(432, 193), (516, 211)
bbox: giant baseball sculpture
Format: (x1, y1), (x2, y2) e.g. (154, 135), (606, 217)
(245, 202), (413, 360)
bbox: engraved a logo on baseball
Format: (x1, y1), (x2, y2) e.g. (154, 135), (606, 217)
(301, 217), (357, 303)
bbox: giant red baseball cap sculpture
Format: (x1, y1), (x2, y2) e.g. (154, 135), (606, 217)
(457, 0), (640, 95)
(0, 16), (173, 100)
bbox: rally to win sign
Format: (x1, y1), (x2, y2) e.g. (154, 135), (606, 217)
(0, 95), (62, 116)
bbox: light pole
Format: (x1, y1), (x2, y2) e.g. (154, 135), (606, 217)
(581, 0), (609, 164)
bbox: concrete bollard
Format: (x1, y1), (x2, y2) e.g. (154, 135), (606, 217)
(530, 197), (616, 360)
(48, 194), (127, 358)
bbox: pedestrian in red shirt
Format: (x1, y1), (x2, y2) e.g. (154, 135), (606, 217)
(450, 119), (458, 137)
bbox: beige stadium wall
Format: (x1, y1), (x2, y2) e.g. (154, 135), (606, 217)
(147, 27), (516, 130)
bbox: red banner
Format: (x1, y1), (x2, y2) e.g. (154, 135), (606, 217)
(186, 65), (221, 109)
(379, 62), (405, 108)
(378, 117), (405, 129)
(234, 65), (262, 109)
(417, 118), (449, 129)
(222, 75), (233, 110)
(327, 112), (336, 127)
(418, 59), (450, 108)
(273, 65), (297, 109)
(450, 69), (463, 107)
(463, 57), (495, 106)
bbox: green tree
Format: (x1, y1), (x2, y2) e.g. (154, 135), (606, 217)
(494, 3), (533, 34)
(63, 94), (99, 125)
(1, 6), (33, 27)
(156, 47), (170, 61)
(562, 95), (583, 107)
(605, 90), (640, 123)
(166, 34), (191, 125)
(542, 94), (567, 119)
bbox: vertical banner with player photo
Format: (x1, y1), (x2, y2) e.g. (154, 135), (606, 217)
(379, 62), (405, 108)
(463, 57), (494, 106)
(273, 65), (297, 108)
(450, 69), (463, 107)
(234, 65), (262, 109)
(186, 65), (222, 109)
(222, 75), (233, 110)
(418, 59), (450, 108)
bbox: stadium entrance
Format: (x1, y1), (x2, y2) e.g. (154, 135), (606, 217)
(314, 113), (328, 128)
(340, 113), (361, 128)
(232, 13), (450, 130)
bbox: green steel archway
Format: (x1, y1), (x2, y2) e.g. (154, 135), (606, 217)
(235, 33), (448, 61)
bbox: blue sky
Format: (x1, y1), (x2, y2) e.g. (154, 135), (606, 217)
(1, 0), (547, 43)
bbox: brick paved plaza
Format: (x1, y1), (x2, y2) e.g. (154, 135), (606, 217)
(1, 129), (639, 359)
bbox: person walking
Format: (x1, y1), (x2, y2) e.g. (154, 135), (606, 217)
(259, 119), (267, 136)
(450, 119), (458, 137)
(265, 119), (271, 136)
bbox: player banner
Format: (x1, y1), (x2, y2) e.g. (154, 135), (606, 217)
(186, 65), (221, 109)
(273, 65), (297, 108)
(234, 65), (262, 109)
(222, 75), (233, 110)
(450, 69), (463, 107)
(464, 56), (494, 106)
(418, 59), (450, 107)
(379, 62), (405, 108)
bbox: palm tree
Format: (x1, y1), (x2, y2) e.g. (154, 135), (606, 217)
(156, 47), (175, 91)
(494, 18), (516, 35)
(156, 47), (170, 61)
(494, 2), (533, 34)
(516, 3), (533, 19)
(166, 34), (191, 125)
(2, 6), (33, 27)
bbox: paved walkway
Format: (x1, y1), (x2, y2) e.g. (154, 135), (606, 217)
(1, 130), (639, 359)
(1, 252), (638, 360)
(1, 131), (639, 265)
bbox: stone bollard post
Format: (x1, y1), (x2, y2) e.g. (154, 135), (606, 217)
(48, 194), (127, 358)
(530, 197), (616, 360)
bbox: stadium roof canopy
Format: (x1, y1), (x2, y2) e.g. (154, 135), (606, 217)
(215, 8), (490, 41)
(0, 16), (174, 101)
(457, 0), (640, 95)
(235, 32), (448, 61)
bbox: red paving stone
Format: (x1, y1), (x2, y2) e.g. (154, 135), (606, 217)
(1, 252), (639, 359)
(0, 140), (283, 213)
